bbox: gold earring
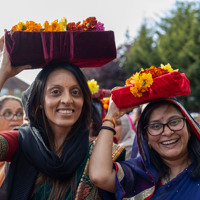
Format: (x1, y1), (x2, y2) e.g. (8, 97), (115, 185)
(148, 141), (151, 149)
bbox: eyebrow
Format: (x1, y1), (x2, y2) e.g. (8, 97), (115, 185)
(2, 108), (23, 113)
(149, 115), (183, 124)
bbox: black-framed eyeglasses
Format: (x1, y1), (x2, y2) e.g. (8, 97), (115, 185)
(0, 112), (24, 120)
(144, 117), (187, 136)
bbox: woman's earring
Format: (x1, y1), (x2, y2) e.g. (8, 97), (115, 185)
(148, 141), (151, 149)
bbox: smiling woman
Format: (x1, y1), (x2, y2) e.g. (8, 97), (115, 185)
(0, 61), (93, 199)
(0, 29), (124, 199)
(89, 97), (200, 200)
(0, 95), (24, 186)
(43, 68), (84, 148)
(0, 96), (24, 132)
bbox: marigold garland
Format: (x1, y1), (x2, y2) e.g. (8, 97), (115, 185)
(11, 17), (105, 32)
(126, 63), (178, 98)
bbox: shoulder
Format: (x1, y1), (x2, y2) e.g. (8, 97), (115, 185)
(0, 130), (19, 161)
(89, 139), (126, 161)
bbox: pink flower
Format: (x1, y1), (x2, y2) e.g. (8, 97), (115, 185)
(94, 22), (105, 31)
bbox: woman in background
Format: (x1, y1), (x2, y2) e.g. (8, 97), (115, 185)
(0, 95), (24, 186)
(114, 114), (136, 160)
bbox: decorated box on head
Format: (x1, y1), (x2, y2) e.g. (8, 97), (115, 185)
(111, 64), (191, 108)
(5, 17), (116, 69)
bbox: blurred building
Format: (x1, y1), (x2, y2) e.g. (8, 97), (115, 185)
(1, 77), (29, 97)
(81, 60), (127, 89)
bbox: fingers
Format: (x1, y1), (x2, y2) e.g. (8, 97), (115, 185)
(19, 64), (32, 70)
(111, 86), (122, 91)
(125, 105), (139, 113)
(0, 35), (5, 52)
(12, 64), (32, 76)
(0, 30), (8, 50)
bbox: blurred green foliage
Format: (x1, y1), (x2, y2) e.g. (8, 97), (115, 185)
(119, 1), (200, 112)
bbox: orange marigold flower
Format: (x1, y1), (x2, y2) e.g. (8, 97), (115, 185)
(82, 17), (97, 31)
(126, 64), (176, 98)
(67, 22), (77, 31)
(103, 103), (109, 111)
(125, 73), (140, 85)
(75, 22), (83, 30)
(10, 17), (103, 32)
(51, 20), (60, 31)
(125, 76), (134, 85)
(24, 21), (42, 32)
(43, 21), (51, 31)
(130, 86), (142, 98)
(11, 25), (18, 31)
(100, 97), (110, 111)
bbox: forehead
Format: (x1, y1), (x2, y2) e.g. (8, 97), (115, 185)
(1, 100), (22, 110)
(149, 103), (182, 121)
(45, 68), (79, 86)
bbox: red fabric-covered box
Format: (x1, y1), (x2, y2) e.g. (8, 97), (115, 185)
(5, 31), (116, 68)
(111, 71), (190, 108)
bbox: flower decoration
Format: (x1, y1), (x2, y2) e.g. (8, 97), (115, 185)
(126, 63), (178, 98)
(11, 17), (105, 32)
(87, 79), (99, 95)
(100, 97), (110, 111)
(12, 21), (42, 32)
(94, 22), (105, 31)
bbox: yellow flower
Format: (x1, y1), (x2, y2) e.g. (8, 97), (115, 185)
(17, 22), (25, 31)
(139, 73), (153, 88)
(127, 63), (179, 98)
(161, 63), (179, 72)
(87, 79), (99, 95)
(59, 17), (67, 31)
(129, 73), (153, 97)
(125, 72), (140, 85)
(130, 86), (142, 97)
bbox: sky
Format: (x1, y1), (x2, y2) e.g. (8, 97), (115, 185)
(0, 0), (178, 85)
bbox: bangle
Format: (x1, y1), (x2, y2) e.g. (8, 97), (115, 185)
(102, 118), (116, 128)
(99, 126), (116, 135)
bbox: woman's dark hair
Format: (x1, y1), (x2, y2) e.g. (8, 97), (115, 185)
(27, 63), (91, 200)
(31, 62), (91, 151)
(90, 102), (102, 137)
(138, 100), (200, 179)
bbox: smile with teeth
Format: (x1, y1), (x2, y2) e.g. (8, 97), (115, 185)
(161, 139), (178, 145)
(58, 109), (73, 114)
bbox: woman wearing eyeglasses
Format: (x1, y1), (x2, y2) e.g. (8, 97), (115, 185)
(0, 95), (24, 131)
(89, 98), (200, 199)
(0, 95), (24, 186)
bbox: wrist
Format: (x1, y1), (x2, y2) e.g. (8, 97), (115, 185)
(102, 118), (116, 128)
(99, 126), (116, 135)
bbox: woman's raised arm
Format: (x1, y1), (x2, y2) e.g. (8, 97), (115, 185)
(89, 96), (135, 193)
(0, 31), (31, 91)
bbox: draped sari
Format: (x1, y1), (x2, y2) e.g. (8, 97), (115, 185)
(103, 98), (200, 200)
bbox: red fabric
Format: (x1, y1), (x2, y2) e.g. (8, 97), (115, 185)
(92, 89), (111, 99)
(5, 31), (116, 68)
(111, 72), (190, 108)
(0, 130), (18, 161)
